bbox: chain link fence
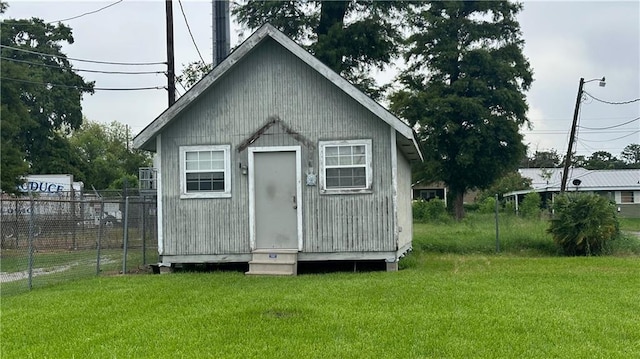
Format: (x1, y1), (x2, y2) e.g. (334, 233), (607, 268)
(1, 191), (157, 296)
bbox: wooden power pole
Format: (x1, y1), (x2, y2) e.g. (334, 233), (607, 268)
(166, 0), (176, 106)
(560, 77), (585, 193)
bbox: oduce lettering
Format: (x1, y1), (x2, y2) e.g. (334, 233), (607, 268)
(19, 181), (65, 193)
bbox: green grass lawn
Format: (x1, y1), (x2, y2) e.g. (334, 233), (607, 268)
(2, 214), (640, 358)
(2, 254), (639, 358)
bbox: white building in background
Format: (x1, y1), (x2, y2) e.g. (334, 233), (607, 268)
(505, 168), (640, 218)
(18, 174), (83, 196)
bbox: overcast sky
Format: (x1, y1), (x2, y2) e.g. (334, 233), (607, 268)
(3, 1), (639, 159)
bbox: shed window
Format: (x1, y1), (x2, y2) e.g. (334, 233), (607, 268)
(620, 191), (634, 203)
(319, 140), (372, 193)
(180, 145), (231, 198)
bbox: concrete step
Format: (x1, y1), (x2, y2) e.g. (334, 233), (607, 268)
(250, 252), (297, 262)
(251, 249), (298, 262)
(247, 261), (297, 275)
(247, 249), (298, 276)
(245, 269), (296, 276)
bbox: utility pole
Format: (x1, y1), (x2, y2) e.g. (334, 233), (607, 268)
(560, 77), (584, 193)
(212, 0), (230, 66)
(166, 0), (176, 106)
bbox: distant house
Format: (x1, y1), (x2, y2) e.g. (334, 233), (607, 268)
(411, 181), (479, 206)
(505, 168), (640, 217)
(412, 181), (447, 202)
(132, 24), (422, 274)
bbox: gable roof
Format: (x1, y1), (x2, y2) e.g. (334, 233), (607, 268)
(132, 23), (422, 161)
(507, 168), (640, 196)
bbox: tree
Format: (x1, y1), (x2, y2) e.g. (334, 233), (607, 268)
(585, 151), (625, 170)
(69, 120), (152, 190)
(477, 170), (532, 203)
(177, 61), (213, 90)
(521, 150), (561, 168)
(391, 1), (533, 220)
(621, 143), (640, 168)
(1, 7), (94, 193)
(232, 0), (407, 98)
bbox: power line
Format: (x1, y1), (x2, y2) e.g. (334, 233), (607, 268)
(48, 0), (123, 23)
(0, 57), (165, 75)
(1, 76), (165, 91)
(578, 130), (640, 143)
(0, 45), (166, 66)
(177, 0), (205, 64)
(578, 116), (640, 130)
(583, 91), (640, 105)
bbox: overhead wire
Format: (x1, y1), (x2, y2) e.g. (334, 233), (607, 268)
(177, 0), (206, 64)
(583, 91), (640, 105)
(578, 130), (640, 143)
(0, 45), (166, 66)
(47, 0), (123, 23)
(578, 116), (640, 130)
(0, 56), (165, 75)
(1, 76), (165, 91)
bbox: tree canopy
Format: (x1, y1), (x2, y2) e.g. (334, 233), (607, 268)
(69, 120), (152, 190)
(390, 1), (533, 219)
(230, 0), (407, 98)
(621, 144), (640, 168)
(1, 6), (94, 193)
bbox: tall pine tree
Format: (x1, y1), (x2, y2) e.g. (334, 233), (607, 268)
(391, 1), (533, 219)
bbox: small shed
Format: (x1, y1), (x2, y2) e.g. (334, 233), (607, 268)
(133, 24), (422, 274)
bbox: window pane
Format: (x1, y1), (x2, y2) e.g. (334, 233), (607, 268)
(199, 151), (212, 161)
(338, 146), (352, 156)
(186, 152), (199, 161)
(352, 145), (365, 155)
(211, 160), (225, 171)
(353, 155), (366, 165)
(338, 156), (352, 166)
(326, 147), (339, 156)
(326, 167), (366, 189)
(326, 156), (339, 166)
(186, 172), (225, 192)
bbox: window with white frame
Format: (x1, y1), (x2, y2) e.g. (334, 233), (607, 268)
(179, 145), (231, 198)
(620, 191), (634, 203)
(319, 140), (372, 193)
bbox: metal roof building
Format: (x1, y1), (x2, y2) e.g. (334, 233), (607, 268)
(506, 168), (640, 217)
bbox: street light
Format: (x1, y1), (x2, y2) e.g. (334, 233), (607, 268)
(560, 76), (606, 193)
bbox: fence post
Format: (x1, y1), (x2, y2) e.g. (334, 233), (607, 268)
(142, 197), (147, 265)
(14, 199), (19, 248)
(71, 186), (77, 250)
(122, 196), (129, 274)
(495, 193), (500, 253)
(97, 198), (104, 275)
(28, 190), (35, 290)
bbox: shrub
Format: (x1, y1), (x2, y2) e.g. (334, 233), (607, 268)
(412, 199), (448, 222)
(520, 192), (542, 219)
(548, 193), (619, 256)
(479, 196), (497, 214)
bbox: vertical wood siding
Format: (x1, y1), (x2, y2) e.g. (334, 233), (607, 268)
(396, 150), (413, 250)
(161, 38), (397, 256)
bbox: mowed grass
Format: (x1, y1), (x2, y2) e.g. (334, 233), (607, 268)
(412, 213), (640, 256)
(2, 215), (640, 358)
(2, 255), (640, 358)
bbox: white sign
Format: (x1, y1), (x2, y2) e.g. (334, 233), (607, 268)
(17, 174), (82, 194)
